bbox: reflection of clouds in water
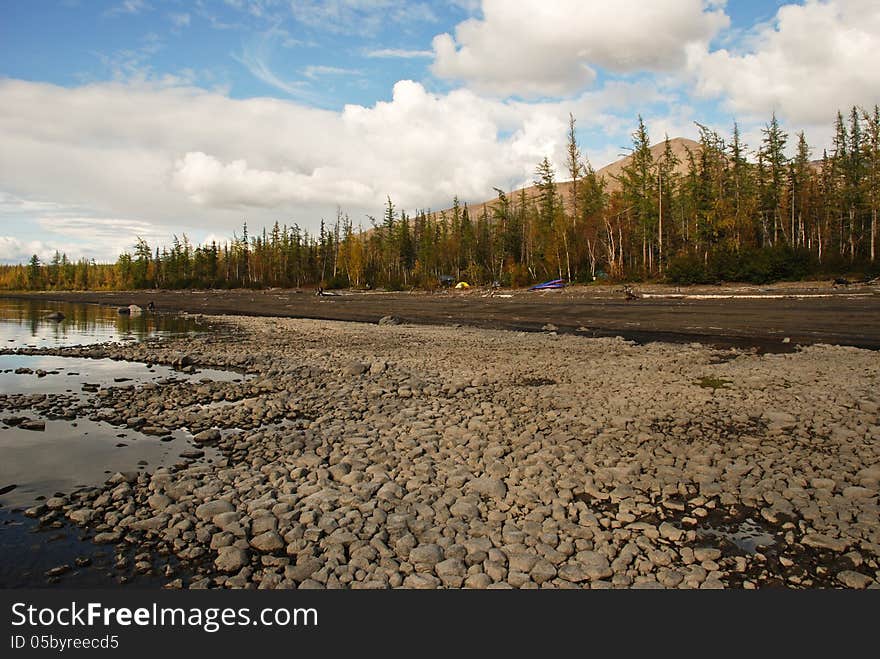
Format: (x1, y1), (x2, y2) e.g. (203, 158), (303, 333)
(0, 299), (204, 348)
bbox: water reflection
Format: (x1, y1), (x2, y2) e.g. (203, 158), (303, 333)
(0, 297), (233, 509)
(0, 415), (220, 508)
(0, 298), (208, 348)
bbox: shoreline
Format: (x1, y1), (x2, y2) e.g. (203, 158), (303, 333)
(3, 280), (880, 351)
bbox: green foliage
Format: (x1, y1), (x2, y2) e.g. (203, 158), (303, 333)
(666, 246), (816, 285)
(697, 376), (732, 389)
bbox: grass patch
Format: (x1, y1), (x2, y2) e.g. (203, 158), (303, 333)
(697, 376), (733, 389)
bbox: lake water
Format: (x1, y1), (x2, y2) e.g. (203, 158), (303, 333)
(0, 297), (234, 587)
(0, 297), (207, 348)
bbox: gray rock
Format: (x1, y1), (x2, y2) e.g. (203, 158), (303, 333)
(842, 486), (873, 500)
(210, 532), (234, 549)
(193, 429), (221, 444)
(250, 531), (284, 553)
(378, 315), (402, 326)
(435, 558), (466, 577)
(251, 516), (278, 535)
(836, 570), (873, 589)
(530, 559), (557, 584)
(693, 547), (722, 562)
(657, 569), (685, 588)
(344, 361), (368, 376)
(409, 544), (444, 571)
(557, 563), (589, 583)
(213, 511), (242, 531)
(93, 531), (122, 544)
(20, 419), (46, 432)
(464, 573), (492, 589)
(403, 573), (440, 589)
(467, 477), (507, 499)
(147, 494), (172, 511)
(763, 411), (796, 427)
(68, 508), (95, 524)
(215, 546), (249, 573)
(297, 579), (324, 590)
(659, 522), (683, 542)
(802, 534), (849, 552)
(285, 559), (322, 583)
(575, 551), (612, 580)
(328, 463), (352, 481)
(130, 515), (168, 531)
(45, 565), (71, 578)
(195, 499), (235, 521)
(449, 499), (480, 519)
(508, 553), (538, 574)
(377, 481), (404, 501)
(24, 505), (47, 518)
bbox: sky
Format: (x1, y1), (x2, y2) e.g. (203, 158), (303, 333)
(2, 0), (880, 264)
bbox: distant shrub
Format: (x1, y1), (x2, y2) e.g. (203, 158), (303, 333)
(666, 246), (815, 285)
(325, 274), (348, 290)
(665, 254), (710, 284)
(385, 279), (407, 291)
(507, 264), (532, 288)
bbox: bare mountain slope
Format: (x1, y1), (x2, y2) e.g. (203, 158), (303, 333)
(429, 137), (700, 220)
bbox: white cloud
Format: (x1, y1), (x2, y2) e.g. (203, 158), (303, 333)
(0, 76), (664, 249)
(37, 217), (171, 260)
(0, 219), (164, 264)
(302, 65), (362, 80)
(431, 0), (728, 97)
(106, 0), (152, 17)
(233, 44), (316, 100)
(0, 236), (49, 264)
(366, 48), (433, 59)
(289, 0), (437, 37)
(171, 151), (377, 208)
(449, 0), (481, 14)
(169, 12), (191, 29)
(691, 0), (880, 124)
(224, 0), (273, 17)
(234, 27), (333, 101)
(0, 192), (179, 263)
(92, 33), (165, 82)
(37, 216), (163, 243)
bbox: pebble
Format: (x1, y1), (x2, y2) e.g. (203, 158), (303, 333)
(5, 313), (878, 592)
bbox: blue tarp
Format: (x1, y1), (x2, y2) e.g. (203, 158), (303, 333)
(529, 278), (565, 290)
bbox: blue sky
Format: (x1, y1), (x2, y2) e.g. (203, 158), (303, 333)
(2, 0), (879, 263)
(2, 1), (475, 108)
(2, 1), (777, 107)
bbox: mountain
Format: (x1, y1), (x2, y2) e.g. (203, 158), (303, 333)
(430, 137), (701, 221)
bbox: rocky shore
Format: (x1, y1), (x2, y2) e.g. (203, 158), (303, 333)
(3, 316), (879, 589)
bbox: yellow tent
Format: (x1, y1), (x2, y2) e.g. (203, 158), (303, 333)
(454, 281), (470, 289)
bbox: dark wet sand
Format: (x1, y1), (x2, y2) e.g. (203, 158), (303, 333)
(4, 282), (880, 350)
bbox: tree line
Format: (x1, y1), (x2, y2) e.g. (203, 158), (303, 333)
(2, 106), (879, 292)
